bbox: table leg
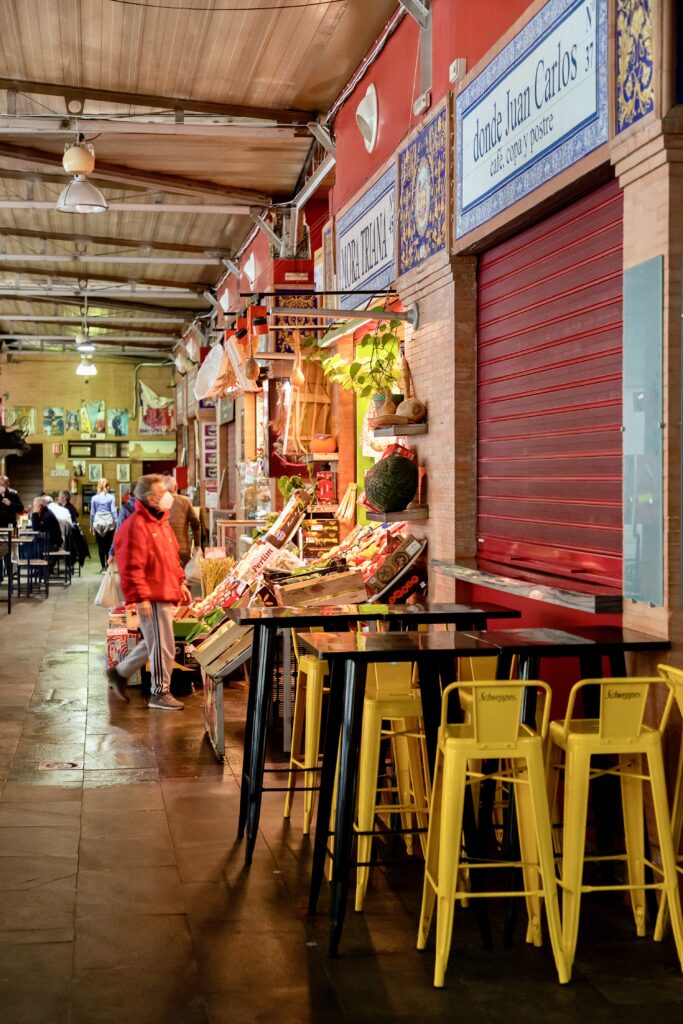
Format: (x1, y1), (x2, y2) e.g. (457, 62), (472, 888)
(282, 629), (292, 754)
(237, 624), (263, 839)
(329, 658), (367, 957)
(309, 658), (344, 915)
(244, 624), (277, 865)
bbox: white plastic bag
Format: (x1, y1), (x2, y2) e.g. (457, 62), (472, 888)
(184, 548), (202, 585)
(94, 566), (122, 608)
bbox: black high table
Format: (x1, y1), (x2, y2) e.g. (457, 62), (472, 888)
(225, 602), (519, 867)
(0, 528), (12, 614)
(298, 629), (507, 956)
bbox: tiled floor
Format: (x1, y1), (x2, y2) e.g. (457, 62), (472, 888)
(0, 565), (682, 1023)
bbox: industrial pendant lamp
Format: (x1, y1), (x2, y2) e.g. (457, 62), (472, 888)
(56, 133), (108, 214)
(76, 354), (97, 376)
(75, 299), (96, 352)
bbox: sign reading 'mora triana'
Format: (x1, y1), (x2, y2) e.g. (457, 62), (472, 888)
(456, 0), (607, 237)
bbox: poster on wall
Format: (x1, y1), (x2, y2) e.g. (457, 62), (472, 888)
(80, 400), (106, 434)
(107, 408), (129, 437)
(9, 406), (36, 435)
(65, 410), (80, 432)
(42, 407), (65, 436)
(116, 463), (130, 483)
(202, 422), (218, 481)
(88, 463), (103, 482)
(138, 381), (175, 434)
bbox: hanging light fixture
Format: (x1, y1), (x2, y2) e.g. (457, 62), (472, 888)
(76, 354), (97, 377)
(75, 298), (96, 352)
(56, 132), (108, 214)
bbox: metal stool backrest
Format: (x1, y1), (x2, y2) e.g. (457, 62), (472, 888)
(561, 677), (675, 743)
(441, 680), (552, 746)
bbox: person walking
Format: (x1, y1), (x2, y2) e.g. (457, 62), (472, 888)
(106, 474), (191, 711)
(162, 474), (201, 567)
(90, 478), (117, 573)
(0, 475), (24, 528)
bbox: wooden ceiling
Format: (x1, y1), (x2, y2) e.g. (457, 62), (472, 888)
(0, 0), (396, 356)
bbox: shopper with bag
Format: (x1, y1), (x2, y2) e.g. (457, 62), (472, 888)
(106, 474), (192, 711)
(90, 478), (117, 573)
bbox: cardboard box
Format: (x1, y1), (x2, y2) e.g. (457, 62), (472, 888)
(365, 536), (425, 596)
(106, 628), (130, 669)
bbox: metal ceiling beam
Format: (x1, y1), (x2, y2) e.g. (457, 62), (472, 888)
(0, 77), (316, 126)
(0, 291), (197, 315)
(0, 264), (208, 291)
(0, 227), (231, 257)
(0, 117), (307, 139)
(0, 333), (177, 343)
(0, 167), (147, 191)
(0, 200), (253, 215)
(307, 122), (336, 158)
(1, 314), (186, 324)
(397, 0), (431, 29)
(0, 141), (270, 205)
(0, 254), (223, 266)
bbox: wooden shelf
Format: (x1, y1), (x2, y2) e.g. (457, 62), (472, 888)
(301, 452), (339, 463)
(365, 505), (429, 522)
(308, 504), (338, 514)
(372, 423), (427, 438)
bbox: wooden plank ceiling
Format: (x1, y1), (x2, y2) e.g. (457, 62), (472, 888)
(0, 0), (396, 355)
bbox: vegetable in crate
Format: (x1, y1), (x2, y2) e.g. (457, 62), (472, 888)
(364, 444), (418, 513)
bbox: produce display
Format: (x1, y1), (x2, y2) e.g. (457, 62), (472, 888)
(363, 443), (418, 514)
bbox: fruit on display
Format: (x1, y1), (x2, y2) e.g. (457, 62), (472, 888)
(364, 449), (418, 513)
(309, 434), (338, 454)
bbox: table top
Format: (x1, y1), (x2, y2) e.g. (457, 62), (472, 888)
(298, 630), (500, 661)
(462, 626), (670, 654)
(225, 602), (520, 628)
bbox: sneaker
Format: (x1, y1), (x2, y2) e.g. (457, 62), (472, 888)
(106, 666), (129, 703)
(148, 692), (184, 711)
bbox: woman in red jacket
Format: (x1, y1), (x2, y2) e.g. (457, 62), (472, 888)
(106, 474), (191, 711)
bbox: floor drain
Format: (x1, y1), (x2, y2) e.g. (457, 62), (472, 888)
(37, 761), (84, 771)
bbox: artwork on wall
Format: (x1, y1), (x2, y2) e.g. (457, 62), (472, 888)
(43, 407), (65, 435)
(65, 410), (80, 432)
(138, 381), (174, 434)
(95, 442), (117, 459)
(616, 0), (654, 133)
(88, 463), (103, 482)
(398, 105), (448, 276)
(72, 462), (86, 477)
(116, 463), (130, 483)
(107, 408), (129, 437)
(119, 483), (130, 505)
(10, 406), (36, 435)
(80, 400), (106, 434)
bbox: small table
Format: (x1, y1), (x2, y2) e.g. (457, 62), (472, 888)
(298, 629), (508, 956)
(225, 601), (520, 867)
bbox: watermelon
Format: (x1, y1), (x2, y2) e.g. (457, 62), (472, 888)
(364, 454), (418, 513)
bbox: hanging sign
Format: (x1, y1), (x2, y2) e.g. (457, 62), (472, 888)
(456, 0), (608, 237)
(336, 165), (395, 309)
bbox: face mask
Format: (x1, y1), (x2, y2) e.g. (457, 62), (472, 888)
(159, 491), (174, 512)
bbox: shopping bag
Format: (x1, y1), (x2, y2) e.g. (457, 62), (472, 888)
(184, 548), (202, 585)
(94, 566), (123, 609)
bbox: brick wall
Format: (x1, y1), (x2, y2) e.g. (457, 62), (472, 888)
(396, 252), (477, 600)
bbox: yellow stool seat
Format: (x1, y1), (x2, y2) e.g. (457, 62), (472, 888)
(547, 676), (683, 975)
(417, 679), (568, 988)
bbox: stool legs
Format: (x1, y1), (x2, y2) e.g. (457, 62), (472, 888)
(647, 748), (683, 969)
(559, 746), (591, 967)
(303, 665), (326, 834)
(654, 737), (683, 940)
(283, 666), (306, 821)
(417, 746), (444, 951)
(620, 752), (646, 936)
(513, 759), (543, 948)
(355, 700), (384, 911)
(433, 748), (467, 988)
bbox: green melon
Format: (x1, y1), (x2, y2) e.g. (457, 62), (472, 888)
(364, 454), (418, 513)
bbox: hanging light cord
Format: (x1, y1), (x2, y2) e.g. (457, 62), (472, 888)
(106, 0), (343, 11)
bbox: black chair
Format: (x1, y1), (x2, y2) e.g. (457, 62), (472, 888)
(12, 531), (50, 598)
(49, 525), (73, 586)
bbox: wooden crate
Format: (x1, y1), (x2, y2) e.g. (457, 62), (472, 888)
(273, 569), (367, 607)
(189, 620), (253, 676)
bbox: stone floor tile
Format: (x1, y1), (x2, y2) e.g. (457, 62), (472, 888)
(0, 941), (72, 1024)
(76, 865), (185, 915)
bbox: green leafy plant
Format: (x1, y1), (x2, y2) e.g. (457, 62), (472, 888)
(304, 319), (402, 399)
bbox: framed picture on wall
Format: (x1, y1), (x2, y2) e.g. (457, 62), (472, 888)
(116, 463), (130, 483)
(88, 463), (103, 482)
(217, 396), (235, 424)
(95, 442), (117, 459)
(119, 483), (130, 505)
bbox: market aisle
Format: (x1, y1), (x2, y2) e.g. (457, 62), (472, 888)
(1, 570), (683, 1024)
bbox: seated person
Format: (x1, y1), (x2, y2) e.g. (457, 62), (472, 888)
(57, 490), (79, 524)
(46, 495), (72, 542)
(31, 496), (63, 551)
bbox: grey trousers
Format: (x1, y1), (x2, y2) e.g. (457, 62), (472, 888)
(116, 601), (176, 696)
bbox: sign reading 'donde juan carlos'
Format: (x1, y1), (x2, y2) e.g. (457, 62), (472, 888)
(456, 0), (607, 238)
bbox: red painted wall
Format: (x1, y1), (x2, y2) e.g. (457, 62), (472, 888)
(331, 0), (533, 214)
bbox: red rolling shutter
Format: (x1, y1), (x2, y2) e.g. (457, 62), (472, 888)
(476, 180), (623, 587)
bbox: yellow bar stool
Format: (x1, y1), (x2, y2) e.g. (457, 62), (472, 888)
(283, 629), (329, 835)
(654, 663), (683, 941)
(354, 661), (431, 911)
(547, 676), (683, 975)
(417, 679), (568, 988)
